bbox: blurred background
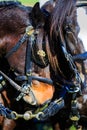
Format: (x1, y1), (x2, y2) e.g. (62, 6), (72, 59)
(19, 0), (38, 6)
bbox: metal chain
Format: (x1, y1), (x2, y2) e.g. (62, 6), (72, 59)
(0, 98), (64, 120)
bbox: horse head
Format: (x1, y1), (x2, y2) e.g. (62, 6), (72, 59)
(0, 2), (55, 127)
(31, 1), (87, 129)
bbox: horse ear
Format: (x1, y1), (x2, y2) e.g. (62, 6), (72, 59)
(31, 2), (41, 16)
(30, 2), (46, 28)
(33, 2), (40, 10)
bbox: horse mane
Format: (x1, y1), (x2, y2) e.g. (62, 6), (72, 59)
(50, 0), (77, 36)
(0, 0), (21, 7)
(45, 0), (78, 80)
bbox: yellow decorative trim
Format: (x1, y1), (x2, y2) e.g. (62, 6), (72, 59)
(70, 116), (79, 121)
(37, 50), (46, 57)
(26, 26), (34, 36)
(1, 81), (6, 86)
(26, 73), (32, 76)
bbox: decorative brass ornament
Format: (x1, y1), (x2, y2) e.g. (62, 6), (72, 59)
(70, 115), (79, 121)
(26, 26), (34, 36)
(37, 50), (46, 57)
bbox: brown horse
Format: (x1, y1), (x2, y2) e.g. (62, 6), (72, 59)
(0, 0), (73, 129)
(30, 0), (83, 130)
(42, 0), (87, 89)
(31, 1), (87, 130)
(0, 0), (86, 130)
(0, 1), (55, 130)
(0, 1), (55, 105)
(41, 0), (87, 129)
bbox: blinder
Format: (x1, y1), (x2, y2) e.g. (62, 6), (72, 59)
(32, 35), (49, 68)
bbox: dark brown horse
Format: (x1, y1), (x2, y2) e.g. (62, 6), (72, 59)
(31, 0), (83, 129)
(0, 0), (87, 130)
(42, 0), (87, 89)
(0, 0), (71, 129)
(0, 1), (55, 105)
(34, 0), (87, 129)
(42, 0), (87, 129)
(0, 1), (55, 130)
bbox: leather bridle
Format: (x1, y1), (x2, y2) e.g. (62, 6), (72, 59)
(5, 25), (53, 105)
(0, 1), (87, 124)
(0, 25), (65, 121)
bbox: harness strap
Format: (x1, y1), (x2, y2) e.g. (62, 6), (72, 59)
(73, 52), (87, 62)
(38, 98), (64, 121)
(0, 70), (26, 93)
(5, 33), (28, 58)
(5, 26), (34, 58)
(15, 75), (53, 85)
(25, 35), (33, 84)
